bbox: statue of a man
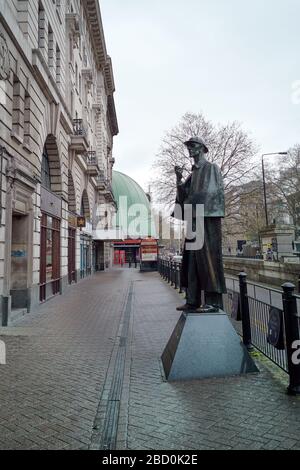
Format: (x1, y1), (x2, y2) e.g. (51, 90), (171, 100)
(173, 137), (226, 311)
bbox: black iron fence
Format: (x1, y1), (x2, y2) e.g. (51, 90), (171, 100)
(158, 257), (300, 395)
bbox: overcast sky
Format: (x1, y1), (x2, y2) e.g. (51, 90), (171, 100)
(101, 0), (300, 191)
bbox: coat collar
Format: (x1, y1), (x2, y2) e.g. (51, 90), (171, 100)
(192, 159), (207, 170)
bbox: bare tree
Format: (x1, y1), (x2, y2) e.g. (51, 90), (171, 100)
(151, 112), (258, 237)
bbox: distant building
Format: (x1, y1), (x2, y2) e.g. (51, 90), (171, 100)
(111, 171), (157, 268)
(223, 179), (294, 255)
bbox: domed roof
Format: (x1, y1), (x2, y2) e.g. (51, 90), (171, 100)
(112, 171), (150, 209)
(112, 170), (156, 238)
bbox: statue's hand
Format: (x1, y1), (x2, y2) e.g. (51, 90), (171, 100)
(174, 165), (183, 182)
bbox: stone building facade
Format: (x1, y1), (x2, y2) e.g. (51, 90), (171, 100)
(0, 0), (118, 324)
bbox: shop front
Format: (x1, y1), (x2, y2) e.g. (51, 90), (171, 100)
(80, 220), (93, 278)
(68, 213), (77, 284)
(113, 240), (141, 265)
(40, 187), (62, 302)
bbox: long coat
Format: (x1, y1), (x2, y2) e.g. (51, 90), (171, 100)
(172, 160), (227, 294)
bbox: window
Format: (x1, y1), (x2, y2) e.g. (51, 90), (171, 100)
(75, 62), (78, 89)
(70, 90), (74, 117)
(40, 214), (60, 302)
(38, 2), (45, 49)
(56, 44), (61, 85)
(41, 147), (51, 189)
(83, 45), (87, 67)
(56, 0), (62, 24)
(12, 74), (24, 141)
(46, 221), (53, 282)
(69, 35), (74, 64)
(23, 91), (31, 149)
(80, 198), (84, 217)
(48, 24), (54, 73)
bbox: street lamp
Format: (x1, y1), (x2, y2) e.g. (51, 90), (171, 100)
(262, 152), (288, 226)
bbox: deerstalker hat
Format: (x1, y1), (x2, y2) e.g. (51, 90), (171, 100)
(184, 136), (209, 153)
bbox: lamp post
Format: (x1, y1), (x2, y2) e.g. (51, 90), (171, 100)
(262, 152), (288, 227)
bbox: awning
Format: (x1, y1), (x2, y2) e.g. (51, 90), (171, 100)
(92, 228), (124, 241)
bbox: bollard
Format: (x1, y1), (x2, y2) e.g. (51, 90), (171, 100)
(282, 283), (300, 396)
(174, 263), (178, 290)
(239, 272), (253, 351)
(179, 263), (183, 294)
(170, 262), (174, 286)
(173, 262), (176, 287)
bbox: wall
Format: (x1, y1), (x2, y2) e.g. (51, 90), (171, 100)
(0, 0), (118, 321)
(223, 257), (300, 290)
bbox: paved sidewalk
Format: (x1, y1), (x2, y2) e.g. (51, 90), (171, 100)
(0, 268), (300, 450)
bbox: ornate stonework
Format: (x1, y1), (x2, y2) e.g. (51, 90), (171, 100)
(0, 33), (10, 81)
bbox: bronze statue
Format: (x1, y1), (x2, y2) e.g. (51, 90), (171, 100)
(173, 137), (226, 312)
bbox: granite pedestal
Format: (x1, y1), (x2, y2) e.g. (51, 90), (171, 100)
(161, 311), (259, 381)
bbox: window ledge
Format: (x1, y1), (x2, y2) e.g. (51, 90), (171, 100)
(11, 131), (23, 145)
(23, 141), (33, 154)
(56, 8), (62, 24)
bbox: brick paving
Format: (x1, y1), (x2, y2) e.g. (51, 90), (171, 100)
(0, 268), (300, 450)
(127, 273), (300, 450)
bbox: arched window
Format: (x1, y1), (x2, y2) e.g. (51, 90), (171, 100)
(80, 197), (84, 217)
(41, 147), (51, 189)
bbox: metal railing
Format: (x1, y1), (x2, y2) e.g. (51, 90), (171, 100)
(158, 257), (300, 395)
(73, 118), (86, 136)
(86, 150), (97, 165)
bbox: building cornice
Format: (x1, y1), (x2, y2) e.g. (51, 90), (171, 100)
(104, 56), (115, 94)
(84, 0), (107, 69)
(107, 95), (119, 137)
(83, 1), (119, 135)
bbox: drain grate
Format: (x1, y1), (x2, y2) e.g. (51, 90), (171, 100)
(95, 283), (133, 450)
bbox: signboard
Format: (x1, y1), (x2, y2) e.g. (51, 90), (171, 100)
(77, 216), (86, 228)
(284, 257), (300, 264)
(267, 307), (285, 350)
(68, 214), (77, 228)
(141, 245), (157, 262)
(141, 253), (157, 261)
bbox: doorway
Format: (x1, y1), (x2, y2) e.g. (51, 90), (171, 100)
(10, 214), (29, 309)
(68, 227), (76, 283)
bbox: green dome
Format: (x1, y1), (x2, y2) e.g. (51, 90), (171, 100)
(112, 171), (150, 209)
(112, 170), (156, 238)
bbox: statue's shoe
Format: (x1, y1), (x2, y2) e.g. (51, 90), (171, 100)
(176, 304), (198, 312)
(196, 304), (219, 313)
